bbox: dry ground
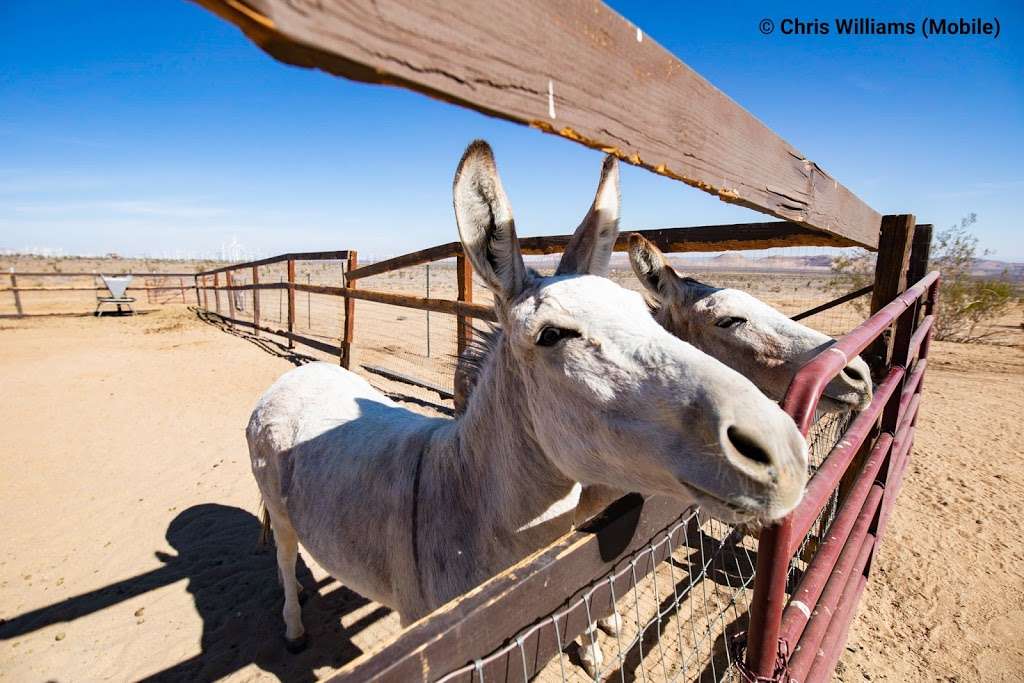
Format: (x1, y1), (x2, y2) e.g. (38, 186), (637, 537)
(0, 306), (1021, 681)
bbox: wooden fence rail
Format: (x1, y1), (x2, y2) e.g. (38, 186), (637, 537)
(190, 0), (882, 248)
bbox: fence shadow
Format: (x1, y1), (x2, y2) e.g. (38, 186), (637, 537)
(0, 503), (390, 682)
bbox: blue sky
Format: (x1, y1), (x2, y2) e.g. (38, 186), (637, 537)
(2, 1), (1022, 261)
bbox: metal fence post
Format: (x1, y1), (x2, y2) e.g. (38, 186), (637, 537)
(9, 268), (23, 317)
(867, 221), (932, 578)
(745, 518), (793, 677)
(341, 251), (357, 368)
(287, 259), (296, 349)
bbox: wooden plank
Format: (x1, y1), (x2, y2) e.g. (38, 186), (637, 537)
(329, 495), (692, 682)
(287, 259), (296, 349)
(522, 221), (859, 255)
(341, 251), (357, 368)
(190, 0), (881, 247)
(346, 242), (461, 282)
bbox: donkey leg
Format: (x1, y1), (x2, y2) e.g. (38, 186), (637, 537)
(576, 628), (605, 679)
(597, 610), (623, 635)
(271, 516), (307, 652)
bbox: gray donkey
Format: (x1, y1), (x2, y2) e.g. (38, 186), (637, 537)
(247, 141), (808, 654)
(627, 234), (872, 412)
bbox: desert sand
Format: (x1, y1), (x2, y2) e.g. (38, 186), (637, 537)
(0, 298), (1021, 681)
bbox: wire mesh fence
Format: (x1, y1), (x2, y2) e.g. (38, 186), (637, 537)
(0, 272), (197, 316)
(433, 407), (854, 683)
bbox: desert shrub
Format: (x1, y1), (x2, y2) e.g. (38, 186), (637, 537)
(828, 214), (1017, 342)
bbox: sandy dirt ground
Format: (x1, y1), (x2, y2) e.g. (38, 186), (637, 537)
(0, 305), (1021, 681)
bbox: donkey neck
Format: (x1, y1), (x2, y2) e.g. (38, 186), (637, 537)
(441, 334), (576, 533)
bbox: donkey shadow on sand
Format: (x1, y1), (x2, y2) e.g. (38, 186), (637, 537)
(0, 503), (391, 682)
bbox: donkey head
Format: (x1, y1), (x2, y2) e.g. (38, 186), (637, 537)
(628, 234), (873, 413)
(452, 141), (808, 523)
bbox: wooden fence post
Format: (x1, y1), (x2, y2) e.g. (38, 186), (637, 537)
(905, 224), (933, 325)
(202, 275), (209, 311)
(341, 251), (357, 368)
(252, 266), (261, 337)
(9, 268), (23, 317)
(287, 259), (296, 349)
(225, 269), (237, 325)
(865, 215), (916, 377)
(839, 215), (915, 504)
(454, 252), (474, 409)
(193, 275), (201, 307)
(214, 272), (221, 316)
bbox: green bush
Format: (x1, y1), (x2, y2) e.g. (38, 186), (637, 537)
(829, 214), (1017, 343)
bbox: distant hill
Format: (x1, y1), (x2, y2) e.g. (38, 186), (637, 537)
(595, 251), (1024, 281)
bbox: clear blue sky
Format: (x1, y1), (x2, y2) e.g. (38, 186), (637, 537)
(2, 1), (1022, 261)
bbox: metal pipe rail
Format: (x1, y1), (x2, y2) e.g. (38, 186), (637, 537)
(745, 270), (940, 680)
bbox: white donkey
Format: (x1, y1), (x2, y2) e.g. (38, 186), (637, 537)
(247, 141), (808, 656)
(627, 234), (873, 413)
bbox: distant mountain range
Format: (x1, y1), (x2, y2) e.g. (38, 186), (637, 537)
(526, 250), (1024, 281)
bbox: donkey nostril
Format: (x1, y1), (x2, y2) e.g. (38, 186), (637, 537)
(726, 426), (773, 466)
(843, 365), (865, 383)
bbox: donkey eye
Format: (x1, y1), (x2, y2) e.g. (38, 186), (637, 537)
(535, 326), (580, 347)
(715, 316), (747, 329)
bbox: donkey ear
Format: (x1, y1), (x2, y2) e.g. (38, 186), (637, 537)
(628, 233), (679, 300)
(555, 155), (620, 277)
(453, 140), (528, 300)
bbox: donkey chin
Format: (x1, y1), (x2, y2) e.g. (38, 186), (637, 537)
(676, 470), (806, 529)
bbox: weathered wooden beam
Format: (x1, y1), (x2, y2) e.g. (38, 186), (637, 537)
(346, 243), (462, 282)
(190, 0), (881, 247)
